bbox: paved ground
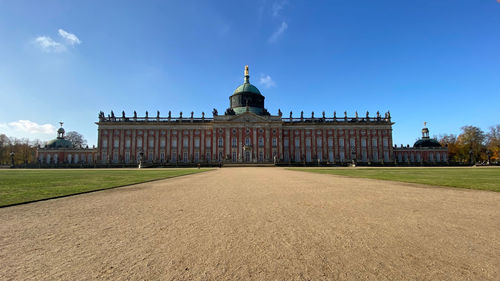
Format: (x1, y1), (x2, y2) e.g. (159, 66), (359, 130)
(0, 168), (499, 281)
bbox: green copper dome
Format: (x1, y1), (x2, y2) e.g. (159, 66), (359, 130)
(46, 138), (73, 149)
(233, 82), (261, 95)
(46, 122), (73, 149)
(229, 65), (265, 115)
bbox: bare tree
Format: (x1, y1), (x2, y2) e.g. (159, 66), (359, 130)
(65, 131), (87, 147)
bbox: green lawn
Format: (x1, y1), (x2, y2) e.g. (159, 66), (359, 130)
(0, 168), (211, 207)
(290, 167), (500, 192)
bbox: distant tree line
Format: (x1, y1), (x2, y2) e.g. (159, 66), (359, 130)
(438, 124), (499, 164)
(0, 131), (87, 166)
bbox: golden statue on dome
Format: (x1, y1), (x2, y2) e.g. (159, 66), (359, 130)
(245, 65), (249, 76)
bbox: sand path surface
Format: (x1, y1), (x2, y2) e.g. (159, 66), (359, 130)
(1, 168), (499, 280)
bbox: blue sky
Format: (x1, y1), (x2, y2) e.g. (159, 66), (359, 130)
(1, 0), (499, 146)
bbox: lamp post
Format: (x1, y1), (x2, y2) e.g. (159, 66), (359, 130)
(9, 151), (15, 167)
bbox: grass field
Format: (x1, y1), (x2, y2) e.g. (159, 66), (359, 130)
(290, 167), (500, 192)
(0, 169), (211, 207)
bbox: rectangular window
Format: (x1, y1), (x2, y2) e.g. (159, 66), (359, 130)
(206, 138), (211, 148)
(372, 138), (377, 147)
(245, 137), (251, 146)
(232, 151), (237, 162)
(259, 137), (264, 147)
(183, 152), (188, 163)
(126, 138), (131, 148)
(384, 151), (389, 162)
(102, 139), (108, 148)
(361, 138), (366, 147)
(137, 138), (142, 148)
(373, 150), (378, 162)
(206, 152), (211, 162)
(295, 137), (300, 147)
(194, 138), (200, 148)
(160, 138), (166, 148)
(194, 152), (199, 163)
(171, 150), (177, 161)
(218, 137), (224, 147)
(383, 138), (388, 148)
(350, 138), (355, 147)
(125, 152), (130, 163)
(306, 138), (311, 148)
(149, 138), (154, 148)
(160, 152), (165, 161)
(232, 137), (237, 147)
(183, 138), (189, 148)
(339, 138), (344, 147)
(328, 138), (333, 147)
(316, 138), (322, 147)
(272, 137), (277, 147)
(148, 150), (153, 161)
(171, 138), (177, 148)
(284, 137), (289, 147)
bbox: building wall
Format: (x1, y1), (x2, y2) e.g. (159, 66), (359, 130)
(37, 149), (98, 164)
(95, 115), (394, 164)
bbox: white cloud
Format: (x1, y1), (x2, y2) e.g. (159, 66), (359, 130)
(34, 36), (66, 52)
(272, 1), (287, 17)
(58, 29), (81, 45)
(33, 29), (81, 52)
(260, 74), (276, 88)
(268, 21), (288, 43)
(2, 120), (56, 135)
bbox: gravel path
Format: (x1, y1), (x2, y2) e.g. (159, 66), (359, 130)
(1, 168), (499, 280)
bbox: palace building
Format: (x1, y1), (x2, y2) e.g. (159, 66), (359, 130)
(37, 66), (447, 166)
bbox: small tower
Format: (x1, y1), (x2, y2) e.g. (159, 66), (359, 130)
(57, 122), (65, 139)
(422, 122), (430, 139)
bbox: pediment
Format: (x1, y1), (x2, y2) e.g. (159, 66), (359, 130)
(227, 112), (268, 122)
